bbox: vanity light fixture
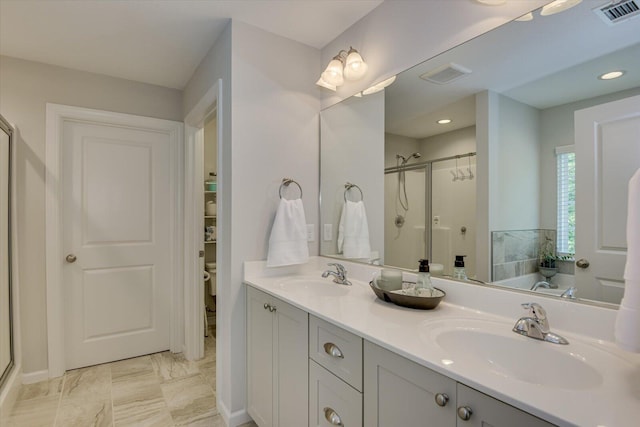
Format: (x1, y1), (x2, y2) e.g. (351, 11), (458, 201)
(540, 0), (582, 16)
(437, 119), (452, 124)
(316, 47), (368, 91)
(599, 70), (625, 80)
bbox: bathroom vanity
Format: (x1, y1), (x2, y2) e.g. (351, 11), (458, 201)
(245, 258), (640, 427)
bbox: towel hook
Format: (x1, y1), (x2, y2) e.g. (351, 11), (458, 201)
(279, 178), (303, 200)
(344, 182), (364, 202)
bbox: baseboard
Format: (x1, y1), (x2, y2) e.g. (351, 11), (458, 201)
(22, 369), (49, 385)
(0, 364), (22, 422)
(217, 400), (252, 427)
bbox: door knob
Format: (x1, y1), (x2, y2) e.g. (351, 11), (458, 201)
(65, 254), (77, 263)
(576, 258), (590, 269)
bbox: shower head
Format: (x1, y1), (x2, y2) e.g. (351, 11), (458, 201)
(397, 152), (422, 165)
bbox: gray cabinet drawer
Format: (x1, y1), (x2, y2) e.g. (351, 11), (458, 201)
(309, 315), (363, 391)
(309, 360), (363, 427)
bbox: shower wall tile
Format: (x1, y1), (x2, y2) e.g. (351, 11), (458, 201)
(491, 229), (556, 281)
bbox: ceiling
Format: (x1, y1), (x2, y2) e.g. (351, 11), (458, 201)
(0, 0), (383, 89)
(384, 0), (640, 139)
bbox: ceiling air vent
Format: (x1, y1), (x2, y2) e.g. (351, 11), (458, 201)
(419, 63), (472, 85)
(594, 0), (640, 25)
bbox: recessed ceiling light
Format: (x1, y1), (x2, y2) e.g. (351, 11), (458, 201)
(599, 70), (625, 80)
(437, 119), (452, 124)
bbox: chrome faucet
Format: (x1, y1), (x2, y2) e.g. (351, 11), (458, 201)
(560, 287), (577, 299)
(530, 280), (557, 291)
(321, 263), (351, 286)
(512, 303), (569, 344)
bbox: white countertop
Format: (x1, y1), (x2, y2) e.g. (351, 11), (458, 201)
(244, 257), (640, 427)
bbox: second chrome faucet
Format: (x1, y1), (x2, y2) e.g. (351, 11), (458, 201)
(512, 303), (569, 345)
(321, 263), (352, 286)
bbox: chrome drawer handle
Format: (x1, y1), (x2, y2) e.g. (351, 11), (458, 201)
(269, 305), (277, 313)
(264, 303), (270, 310)
(457, 406), (473, 421)
(435, 393), (449, 407)
(323, 407), (343, 426)
(323, 342), (344, 359)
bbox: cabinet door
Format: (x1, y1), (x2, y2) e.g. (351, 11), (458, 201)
(309, 360), (363, 427)
(364, 341), (456, 427)
(274, 296), (309, 427)
(247, 287), (275, 427)
(456, 384), (555, 427)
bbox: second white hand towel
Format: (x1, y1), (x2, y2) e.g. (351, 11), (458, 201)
(338, 200), (371, 259)
(267, 198), (309, 267)
(616, 168), (640, 352)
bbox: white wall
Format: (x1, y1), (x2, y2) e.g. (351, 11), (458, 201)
(320, 92), (385, 260)
(319, 0), (548, 108)
(494, 94), (541, 230)
(0, 55), (182, 374)
(418, 126), (476, 159)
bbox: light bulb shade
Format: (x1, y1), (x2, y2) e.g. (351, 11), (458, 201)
(540, 0), (582, 16)
(344, 49), (368, 81)
(315, 77), (336, 91)
(321, 58), (344, 86)
(515, 12), (534, 21)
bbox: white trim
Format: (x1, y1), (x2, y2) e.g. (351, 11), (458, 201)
(183, 80), (222, 361)
(0, 364), (21, 420)
(218, 400), (252, 427)
(21, 369), (49, 385)
(554, 144), (575, 155)
(45, 103), (183, 377)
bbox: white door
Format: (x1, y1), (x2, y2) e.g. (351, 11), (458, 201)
(575, 94), (640, 304)
(62, 119), (174, 370)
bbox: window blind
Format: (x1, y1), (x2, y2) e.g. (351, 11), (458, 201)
(556, 145), (575, 255)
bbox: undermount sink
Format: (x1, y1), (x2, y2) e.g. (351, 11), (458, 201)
(424, 319), (604, 390)
(277, 276), (350, 297)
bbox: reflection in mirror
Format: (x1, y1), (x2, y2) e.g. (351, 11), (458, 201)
(320, 1), (640, 305)
(0, 114), (13, 389)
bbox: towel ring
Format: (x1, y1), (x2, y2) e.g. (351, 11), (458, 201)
(279, 178), (303, 200)
(344, 182), (363, 202)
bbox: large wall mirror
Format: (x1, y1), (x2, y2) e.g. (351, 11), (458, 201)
(0, 114), (14, 388)
(320, 1), (640, 306)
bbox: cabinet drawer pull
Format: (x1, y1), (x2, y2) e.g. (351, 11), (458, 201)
(323, 342), (344, 359)
(434, 393), (449, 407)
(264, 303), (270, 310)
(269, 305), (277, 313)
(457, 406), (473, 421)
(323, 407), (344, 426)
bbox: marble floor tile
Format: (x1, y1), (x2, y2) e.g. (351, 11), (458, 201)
(7, 394), (60, 427)
(199, 368), (216, 392)
(111, 355), (154, 383)
(160, 374), (216, 425)
(55, 397), (113, 427)
(62, 364), (111, 401)
(150, 352), (199, 383)
(17, 376), (64, 401)
(10, 336), (227, 427)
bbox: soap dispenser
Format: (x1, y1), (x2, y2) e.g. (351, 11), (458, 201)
(416, 259), (435, 296)
(453, 255), (467, 280)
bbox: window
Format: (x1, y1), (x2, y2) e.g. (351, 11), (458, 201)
(556, 145), (575, 255)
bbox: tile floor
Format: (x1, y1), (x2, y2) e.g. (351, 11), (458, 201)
(7, 330), (256, 427)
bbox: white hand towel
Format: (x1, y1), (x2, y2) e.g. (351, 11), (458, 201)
(615, 168), (640, 352)
(337, 200), (371, 259)
(267, 198), (309, 267)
